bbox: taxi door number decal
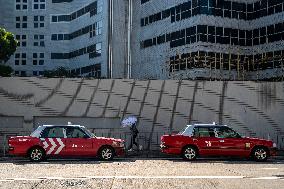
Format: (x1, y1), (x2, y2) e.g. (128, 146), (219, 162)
(205, 141), (212, 147)
(245, 143), (251, 148)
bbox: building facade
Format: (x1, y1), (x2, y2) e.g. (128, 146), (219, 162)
(132, 0), (284, 80)
(0, 0), (129, 78)
(1, 0), (284, 80)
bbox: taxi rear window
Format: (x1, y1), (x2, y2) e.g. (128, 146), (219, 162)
(193, 127), (215, 137)
(40, 127), (64, 138)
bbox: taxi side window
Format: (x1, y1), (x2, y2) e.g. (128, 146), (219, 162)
(65, 127), (86, 138)
(214, 127), (238, 138)
(193, 127), (215, 137)
(40, 127), (64, 138)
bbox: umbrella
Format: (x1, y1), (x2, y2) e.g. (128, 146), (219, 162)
(121, 116), (137, 128)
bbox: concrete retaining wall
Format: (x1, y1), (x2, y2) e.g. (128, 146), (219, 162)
(0, 77), (284, 154)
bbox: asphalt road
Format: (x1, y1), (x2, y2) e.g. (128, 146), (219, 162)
(0, 158), (283, 189)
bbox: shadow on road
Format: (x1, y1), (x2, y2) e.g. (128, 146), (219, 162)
(0, 157), (136, 165)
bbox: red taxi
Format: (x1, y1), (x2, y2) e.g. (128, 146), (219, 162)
(161, 123), (277, 161)
(8, 125), (125, 161)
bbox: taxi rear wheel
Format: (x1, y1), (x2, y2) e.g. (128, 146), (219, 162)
(29, 147), (45, 162)
(182, 146), (197, 161)
(99, 146), (114, 161)
(252, 147), (268, 162)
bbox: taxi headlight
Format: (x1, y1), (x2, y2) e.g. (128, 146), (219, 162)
(113, 141), (124, 147)
(120, 142), (125, 148)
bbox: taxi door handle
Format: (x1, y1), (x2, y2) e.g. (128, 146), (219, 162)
(219, 140), (224, 142)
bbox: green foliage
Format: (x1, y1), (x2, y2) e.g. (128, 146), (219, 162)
(43, 67), (75, 78)
(0, 28), (18, 62)
(0, 64), (13, 77)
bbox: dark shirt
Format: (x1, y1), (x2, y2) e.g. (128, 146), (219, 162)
(130, 124), (139, 135)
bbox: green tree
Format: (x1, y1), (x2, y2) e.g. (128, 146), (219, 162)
(0, 64), (13, 77)
(0, 28), (18, 62)
(43, 67), (73, 78)
(0, 28), (16, 76)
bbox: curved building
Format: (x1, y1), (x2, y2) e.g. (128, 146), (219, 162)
(133, 0), (284, 80)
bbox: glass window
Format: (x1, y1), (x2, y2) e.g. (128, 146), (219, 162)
(65, 127), (87, 138)
(216, 27), (223, 36)
(214, 127), (240, 138)
(198, 25), (207, 34)
(193, 127), (215, 137)
(52, 16), (57, 22)
(34, 16), (44, 28)
(40, 127), (64, 138)
(58, 34), (63, 40)
(33, 0), (45, 10)
(51, 34), (57, 40)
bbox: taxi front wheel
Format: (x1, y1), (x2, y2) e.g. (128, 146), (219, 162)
(182, 146), (197, 161)
(252, 147), (268, 162)
(99, 146), (114, 161)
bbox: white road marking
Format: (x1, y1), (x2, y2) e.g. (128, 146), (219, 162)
(261, 168), (278, 170)
(47, 138), (56, 155)
(54, 138), (65, 154)
(86, 176), (246, 179)
(250, 177), (281, 180)
(0, 175), (283, 182)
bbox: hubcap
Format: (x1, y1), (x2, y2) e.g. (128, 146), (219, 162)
(30, 149), (43, 161)
(255, 148), (267, 160)
(101, 148), (113, 160)
(184, 148), (196, 159)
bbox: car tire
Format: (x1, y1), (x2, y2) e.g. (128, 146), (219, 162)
(29, 147), (45, 162)
(99, 146), (114, 161)
(182, 146), (197, 161)
(252, 147), (268, 162)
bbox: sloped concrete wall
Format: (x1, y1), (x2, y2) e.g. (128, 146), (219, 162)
(0, 77), (284, 153)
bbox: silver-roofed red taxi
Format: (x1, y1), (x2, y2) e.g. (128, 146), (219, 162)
(8, 124), (125, 161)
(161, 123), (277, 161)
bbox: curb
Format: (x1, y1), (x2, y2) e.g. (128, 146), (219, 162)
(1, 156), (284, 162)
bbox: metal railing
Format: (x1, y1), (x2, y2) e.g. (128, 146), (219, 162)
(1, 130), (284, 157)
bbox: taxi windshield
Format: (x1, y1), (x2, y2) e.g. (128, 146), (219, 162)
(30, 126), (45, 137)
(81, 127), (95, 137)
(178, 125), (194, 136)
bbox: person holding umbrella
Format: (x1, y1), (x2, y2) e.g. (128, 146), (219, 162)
(121, 116), (139, 151)
(128, 122), (139, 151)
